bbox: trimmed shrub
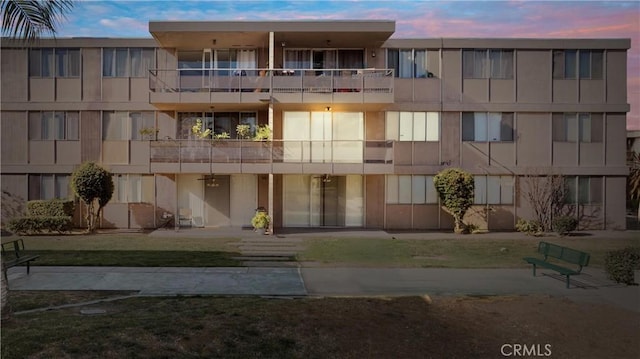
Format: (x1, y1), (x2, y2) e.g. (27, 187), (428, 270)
(552, 215), (577, 236)
(604, 247), (640, 285)
(433, 168), (474, 234)
(515, 219), (543, 236)
(6, 216), (73, 235)
(27, 199), (75, 217)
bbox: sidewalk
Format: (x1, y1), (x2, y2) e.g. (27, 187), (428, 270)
(7, 265), (639, 312)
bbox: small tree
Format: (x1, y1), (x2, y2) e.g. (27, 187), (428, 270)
(433, 168), (474, 234)
(71, 162), (114, 233)
(520, 169), (566, 232)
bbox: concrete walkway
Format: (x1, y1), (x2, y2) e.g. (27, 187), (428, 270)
(6, 265), (639, 312)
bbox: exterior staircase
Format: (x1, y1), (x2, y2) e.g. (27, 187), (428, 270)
(232, 236), (305, 267)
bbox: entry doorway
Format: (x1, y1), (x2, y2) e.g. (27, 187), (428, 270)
(283, 174), (363, 227)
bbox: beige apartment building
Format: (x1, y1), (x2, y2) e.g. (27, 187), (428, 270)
(0, 20), (631, 231)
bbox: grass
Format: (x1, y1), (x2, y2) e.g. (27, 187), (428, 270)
(22, 250), (242, 267)
(298, 236), (640, 268)
(3, 294), (639, 359)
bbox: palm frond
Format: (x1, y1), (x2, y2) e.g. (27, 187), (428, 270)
(1, 0), (73, 43)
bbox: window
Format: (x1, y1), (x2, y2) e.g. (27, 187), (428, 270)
(103, 48), (155, 77)
(463, 49), (513, 79)
(103, 111), (154, 140)
(284, 49), (364, 70)
(553, 50), (603, 79)
(565, 176), (602, 205)
(474, 176), (513, 205)
(552, 113), (603, 143)
(112, 174), (154, 203)
(387, 49), (434, 78)
(386, 175), (438, 204)
(386, 112), (439, 141)
(462, 112), (514, 142)
(30, 48), (79, 77)
(29, 111), (79, 140)
(28, 174), (70, 200)
(178, 112), (257, 140)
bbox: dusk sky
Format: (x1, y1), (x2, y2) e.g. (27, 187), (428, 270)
(57, 0), (640, 130)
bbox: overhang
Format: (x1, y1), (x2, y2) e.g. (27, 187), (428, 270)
(149, 20), (395, 49)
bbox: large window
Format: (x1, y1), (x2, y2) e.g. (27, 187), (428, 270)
(463, 49), (513, 79)
(178, 112), (257, 140)
(386, 112), (439, 141)
(30, 48), (80, 77)
(474, 176), (514, 205)
(112, 174), (154, 203)
(282, 111), (364, 163)
(103, 111), (155, 140)
(386, 175), (438, 204)
(284, 49), (363, 70)
(553, 50), (603, 79)
(28, 174), (70, 200)
(462, 112), (514, 142)
(29, 111), (79, 140)
(565, 176), (602, 205)
(387, 49), (434, 78)
(103, 48), (155, 77)
(552, 113), (603, 143)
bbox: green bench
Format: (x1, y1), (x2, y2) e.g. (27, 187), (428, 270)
(1, 239), (39, 282)
(523, 241), (590, 288)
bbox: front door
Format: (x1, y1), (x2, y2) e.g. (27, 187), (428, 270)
(204, 175), (230, 226)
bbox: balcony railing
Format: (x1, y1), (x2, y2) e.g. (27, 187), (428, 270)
(150, 139), (393, 164)
(149, 68), (394, 95)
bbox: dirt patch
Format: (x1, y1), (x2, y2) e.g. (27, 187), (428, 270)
(2, 294), (639, 358)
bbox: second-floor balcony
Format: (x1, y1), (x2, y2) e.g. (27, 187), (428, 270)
(149, 139), (393, 174)
(149, 69), (394, 105)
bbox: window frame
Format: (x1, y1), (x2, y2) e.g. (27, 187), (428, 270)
(387, 48), (434, 78)
(29, 111), (79, 141)
(386, 111), (440, 142)
(29, 48), (80, 78)
(462, 112), (514, 142)
(463, 49), (513, 79)
(28, 174), (71, 200)
(386, 175), (438, 204)
(473, 175), (514, 205)
(102, 111), (155, 141)
(565, 176), (603, 205)
(553, 49), (603, 80)
(552, 113), (603, 143)
(103, 47), (155, 78)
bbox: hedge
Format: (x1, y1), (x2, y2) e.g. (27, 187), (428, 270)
(27, 199), (75, 217)
(6, 216), (73, 235)
(604, 247), (640, 285)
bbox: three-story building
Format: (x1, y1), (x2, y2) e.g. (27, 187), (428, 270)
(0, 20), (630, 230)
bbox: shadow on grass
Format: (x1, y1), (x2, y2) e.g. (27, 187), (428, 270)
(23, 250), (243, 267)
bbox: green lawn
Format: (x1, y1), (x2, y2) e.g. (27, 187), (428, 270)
(298, 236), (640, 268)
(4, 232), (639, 268)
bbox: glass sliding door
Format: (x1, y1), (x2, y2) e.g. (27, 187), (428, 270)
(283, 175), (363, 227)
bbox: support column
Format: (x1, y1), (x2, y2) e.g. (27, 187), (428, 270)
(268, 31), (275, 234)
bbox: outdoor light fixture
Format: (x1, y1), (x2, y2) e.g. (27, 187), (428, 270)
(325, 106), (331, 111)
(212, 39), (217, 45)
(371, 51), (376, 57)
(281, 41), (286, 47)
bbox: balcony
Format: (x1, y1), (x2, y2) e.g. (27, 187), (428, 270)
(149, 139), (394, 174)
(149, 69), (394, 105)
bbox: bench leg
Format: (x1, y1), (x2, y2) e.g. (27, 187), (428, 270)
(566, 275), (570, 289)
(27, 261), (30, 275)
(532, 264), (537, 277)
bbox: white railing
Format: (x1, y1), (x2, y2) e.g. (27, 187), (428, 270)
(150, 139), (394, 164)
(149, 68), (394, 94)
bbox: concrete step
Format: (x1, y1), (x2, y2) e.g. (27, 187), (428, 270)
(241, 261), (299, 268)
(239, 239), (304, 244)
(240, 251), (298, 257)
(232, 256), (294, 261)
(237, 245), (305, 252)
